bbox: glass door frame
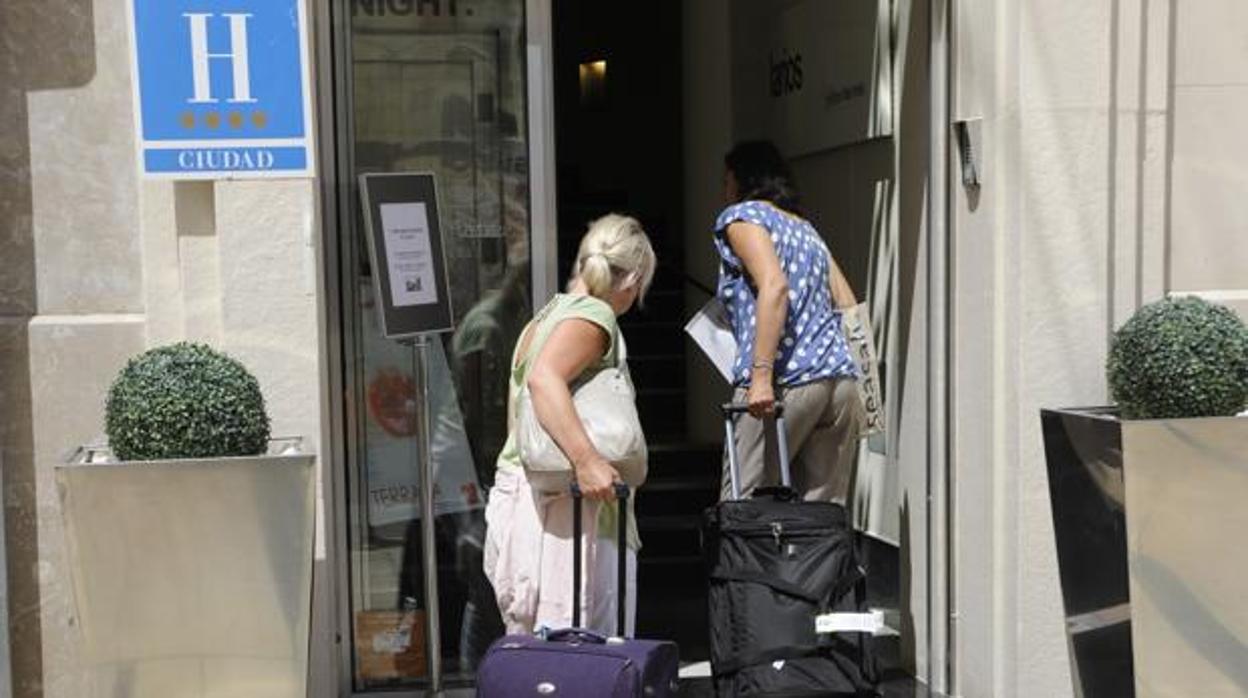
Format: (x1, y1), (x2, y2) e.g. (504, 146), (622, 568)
(313, 0), (954, 694)
(315, 0), (557, 694)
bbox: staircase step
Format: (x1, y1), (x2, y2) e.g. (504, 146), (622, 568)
(637, 554), (703, 566)
(621, 321), (685, 356)
(638, 487), (717, 522)
(637, 395), (688, 438)
(642, 423), (687, 442)
(646, 443), (723, 480)
(628, 289), (686, 322)
(625, 355), (685, 386)
(634, 386), (684, 399)
(641, 476), (719, 493)
(637, 528), (701, 560)
(635, 512), (702, 531)
(637, 563), (708, 661)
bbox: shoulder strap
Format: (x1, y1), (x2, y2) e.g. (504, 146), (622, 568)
(607, 314), (623, 368)
(824, 246), (859, 309)
(513, 296), (620, 376)
(511, 298), (559, 375)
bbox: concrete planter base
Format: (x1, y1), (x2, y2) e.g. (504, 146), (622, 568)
(56, 441), (315, 698)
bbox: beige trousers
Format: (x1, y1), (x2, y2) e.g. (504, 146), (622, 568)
(721, 377), (865, 504)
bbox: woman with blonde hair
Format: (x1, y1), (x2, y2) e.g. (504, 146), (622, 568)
(483, 213), (656, 636)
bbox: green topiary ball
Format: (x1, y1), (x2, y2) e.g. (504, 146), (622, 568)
(105, 342), (272, 461)
(1107, 296), (1248, 419)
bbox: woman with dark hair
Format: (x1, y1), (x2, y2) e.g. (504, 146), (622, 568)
(713, 139), (864, 503)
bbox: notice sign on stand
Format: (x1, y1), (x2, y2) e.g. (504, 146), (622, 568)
(360, 173), (454, 338)
(380, 203), (440, 308)
(127, 0), (315, 179)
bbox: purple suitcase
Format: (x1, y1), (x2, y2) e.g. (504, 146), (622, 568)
(477, 485), (680, 697)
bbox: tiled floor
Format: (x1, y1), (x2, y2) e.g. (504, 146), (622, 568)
(439, 665), (936, 697)
(441, 674), (940, 696)
(676, 672), (939, 697)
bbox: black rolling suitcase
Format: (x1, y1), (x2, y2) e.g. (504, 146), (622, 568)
(703, 403), (878, 697)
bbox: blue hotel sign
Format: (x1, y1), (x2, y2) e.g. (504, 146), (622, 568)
(127, 0), (315, 179)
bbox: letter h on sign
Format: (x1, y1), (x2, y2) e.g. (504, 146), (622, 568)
(183, 13), (256, 104)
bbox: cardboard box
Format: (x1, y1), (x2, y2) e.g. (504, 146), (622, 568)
(354, 608), (427, 682)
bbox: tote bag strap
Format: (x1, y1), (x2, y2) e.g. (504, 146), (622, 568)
(609, 315), (624, 368)
(511, 298), (562, 378)
(823, 245), (859, 309)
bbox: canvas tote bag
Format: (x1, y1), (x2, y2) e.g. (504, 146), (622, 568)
(839, 302), (885, 437)
(826, 249), (885, 437)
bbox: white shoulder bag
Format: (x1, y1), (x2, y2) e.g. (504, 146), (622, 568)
(514, 312), (648, 492)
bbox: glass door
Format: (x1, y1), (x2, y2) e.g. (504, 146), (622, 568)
(335, 0), (532, 691)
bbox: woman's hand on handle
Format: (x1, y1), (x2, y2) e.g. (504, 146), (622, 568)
(574, 455), (621, 501)
(746, 373), (776, 418)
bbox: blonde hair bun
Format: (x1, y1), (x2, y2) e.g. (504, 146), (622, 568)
(571, 214), (657, 304)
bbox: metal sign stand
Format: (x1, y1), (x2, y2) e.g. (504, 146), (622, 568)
(403, 334), (442, 693)
(359, 171), (453, 692)
(0, 444), (10, 698)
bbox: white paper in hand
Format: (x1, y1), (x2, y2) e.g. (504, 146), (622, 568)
(684, 298), (739, 384)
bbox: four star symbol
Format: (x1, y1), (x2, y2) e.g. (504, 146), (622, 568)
(177, 110), (270, 130)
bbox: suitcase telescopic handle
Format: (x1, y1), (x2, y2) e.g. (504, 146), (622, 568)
(721, 402), (792, 500)
(570, 482), (629, 635)
(546, 628), (608, 645)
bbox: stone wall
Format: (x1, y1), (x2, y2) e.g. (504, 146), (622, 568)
(0, 1), (327, 696)
(951, 1), (1248, 696)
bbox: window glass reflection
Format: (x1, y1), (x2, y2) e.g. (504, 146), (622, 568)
(348, 0), (529, 689)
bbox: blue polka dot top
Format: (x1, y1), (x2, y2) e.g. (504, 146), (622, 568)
(713, 200), (857, 388)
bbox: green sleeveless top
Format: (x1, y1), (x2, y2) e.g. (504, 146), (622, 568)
(495, 293), (640, 550)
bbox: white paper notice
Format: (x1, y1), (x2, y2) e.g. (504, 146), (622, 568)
(380, 202), (438, 307)
(684, 298), (738, 384)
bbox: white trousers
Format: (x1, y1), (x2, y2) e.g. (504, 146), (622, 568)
(585, 535), (637, 637)
(484, 468), (637, 637)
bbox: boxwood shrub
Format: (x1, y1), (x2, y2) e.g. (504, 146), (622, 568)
(105, 342), (271, 461)
(1107, 296), (1248, 419)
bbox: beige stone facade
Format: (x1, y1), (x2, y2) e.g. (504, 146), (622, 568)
(2, 1), (326, 696)
(952, 1), (1248, 696)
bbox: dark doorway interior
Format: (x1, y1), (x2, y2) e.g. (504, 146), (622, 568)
(552, 0), (720, 661)
(553, 0), (683, 291)
(548, 6), (915, 689)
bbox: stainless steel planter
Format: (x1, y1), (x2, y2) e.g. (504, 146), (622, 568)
(1041, 407), (1136, 698)
(1043, 408), (1248, 698)
(1121, 416), (1248, 698)
(56, 440), (315, 698)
